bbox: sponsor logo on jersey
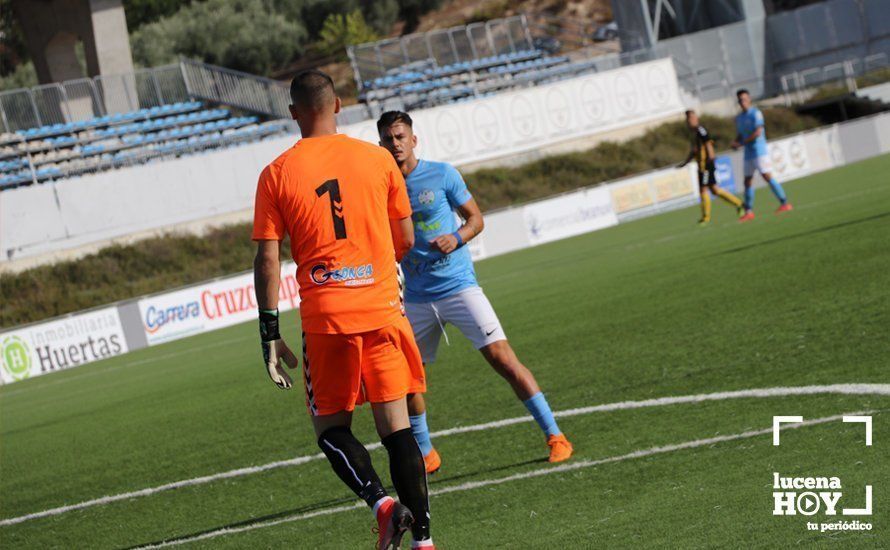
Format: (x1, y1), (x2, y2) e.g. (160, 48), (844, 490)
(310, 263), (375, 286)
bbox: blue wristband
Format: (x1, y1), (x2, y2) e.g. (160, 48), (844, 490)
(452, 231), (464, 247)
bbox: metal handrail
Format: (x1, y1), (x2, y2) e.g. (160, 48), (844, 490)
(780, 52), (889, 98)
(347, 14), (534, 87)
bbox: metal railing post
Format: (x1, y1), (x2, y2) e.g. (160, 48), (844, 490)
(57, 84), (73, 122)
(151, 71), (164, 105)
(179, 58), (194, 101)
(845, 60), (857, 92)
(87, 78), (105, 116)
(465, 26), (479, 60)
(28, 90), (42, 127)
(448, 31), (460, 64)
(796, 72), (804, 104)
(0, 99), (9, 133)
(484, 22), (496, 56)
(520, 13), (534, 50)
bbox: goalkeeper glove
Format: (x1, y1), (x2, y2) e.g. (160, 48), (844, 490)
(259, 309), (298, 389)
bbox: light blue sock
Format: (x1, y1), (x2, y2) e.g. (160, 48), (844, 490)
(523, 392), (561, 437)
(768, 178), (787, 204)
(409, 412), (433, 456)
(744, 186), (755, 211)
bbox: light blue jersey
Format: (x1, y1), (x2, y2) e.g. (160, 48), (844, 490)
(735, 106), (769, 159)
(401, 159), (477, 303)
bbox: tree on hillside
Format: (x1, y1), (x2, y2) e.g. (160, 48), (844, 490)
(123, 0), (195, 31)
(0, 0), (28, 76)
(319, 10), (379, 58)
(131, 0), (307, 74)
(398, 0), (443, 33)
(363, 0), (400, 35)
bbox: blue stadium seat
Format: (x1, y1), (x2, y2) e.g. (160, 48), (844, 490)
(3, 101), (288, 191)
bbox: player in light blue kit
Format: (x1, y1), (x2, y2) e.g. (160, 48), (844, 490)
(731, 89), (792, 222)
(377, 111), (574, 473)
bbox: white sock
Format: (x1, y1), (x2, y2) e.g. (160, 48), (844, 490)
(372, 495), (393, 516)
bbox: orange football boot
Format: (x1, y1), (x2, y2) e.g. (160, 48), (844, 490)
(547, 434), (574, 463)
(423, 448), (441, 474)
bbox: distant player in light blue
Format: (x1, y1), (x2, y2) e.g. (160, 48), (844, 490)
(377, 111), (574, 474)
(731, 89), (793, 222)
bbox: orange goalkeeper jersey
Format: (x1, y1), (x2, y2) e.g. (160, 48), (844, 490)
(252, 134), (412, 334)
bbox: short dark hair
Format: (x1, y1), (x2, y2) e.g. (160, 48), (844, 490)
(736, 88), (750, 98)
(290, 69), (335, 111)
(377, 111), (413, 135)
(684, 109), (696, 116)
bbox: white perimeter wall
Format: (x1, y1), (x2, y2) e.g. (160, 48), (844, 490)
(0, 58), (684, 263)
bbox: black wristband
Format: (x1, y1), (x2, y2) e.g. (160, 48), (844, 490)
(259, 309), (281, 342)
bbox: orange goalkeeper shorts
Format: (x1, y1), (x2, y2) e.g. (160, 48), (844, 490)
(300, 316), (426, 416)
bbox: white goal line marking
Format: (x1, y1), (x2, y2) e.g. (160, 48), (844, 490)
(138, 410), (869, 548)
(1, 383), (888, 528)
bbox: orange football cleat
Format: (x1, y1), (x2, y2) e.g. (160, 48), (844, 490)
(739, 211), (756, 222)
(776, 203), (793, 213)
(423, 448), (441, 474)
(547, 434), (574, 463)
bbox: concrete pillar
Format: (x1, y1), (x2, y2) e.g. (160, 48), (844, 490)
(739, 0), (769, 96)
(11, 0), (137, 120)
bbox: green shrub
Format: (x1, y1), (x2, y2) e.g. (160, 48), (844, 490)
(123, 0), (196, 31)
(318, 10), (379, 58)
(0, 60), (37, 91)
(295, 0), (400, 40)
(363, 0), (400, 35)
(130, 0), (307, 75)
(857, 67), (890, 88)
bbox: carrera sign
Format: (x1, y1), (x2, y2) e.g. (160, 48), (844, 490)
(0, 307), (128, 385)
(139, 262), (300, 345)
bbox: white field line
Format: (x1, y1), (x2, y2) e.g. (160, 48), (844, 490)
(139, 411), (869, 549)
(1, 383), (888, 528)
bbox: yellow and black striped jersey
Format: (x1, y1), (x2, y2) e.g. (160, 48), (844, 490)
(691, 125), (714, 172)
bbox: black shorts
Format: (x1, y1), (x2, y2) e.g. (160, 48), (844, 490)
(698, 169), (717, 188)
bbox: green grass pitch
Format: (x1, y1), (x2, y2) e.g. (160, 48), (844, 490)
(2, 155), (889, 549)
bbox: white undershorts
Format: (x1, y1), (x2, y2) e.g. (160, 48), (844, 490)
(404, 286), (505, 364)
(744, 155), (772, 178)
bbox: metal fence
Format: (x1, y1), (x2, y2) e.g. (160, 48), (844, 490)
(641, 0), (890, 102)
(347, 15), (535, 88)
(779, 52), (890, 103)
(0, 60), (379, 134)
(0, 64), (191, 133)
(766, 0), (888, 71)
(180, 59), (291, 118)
